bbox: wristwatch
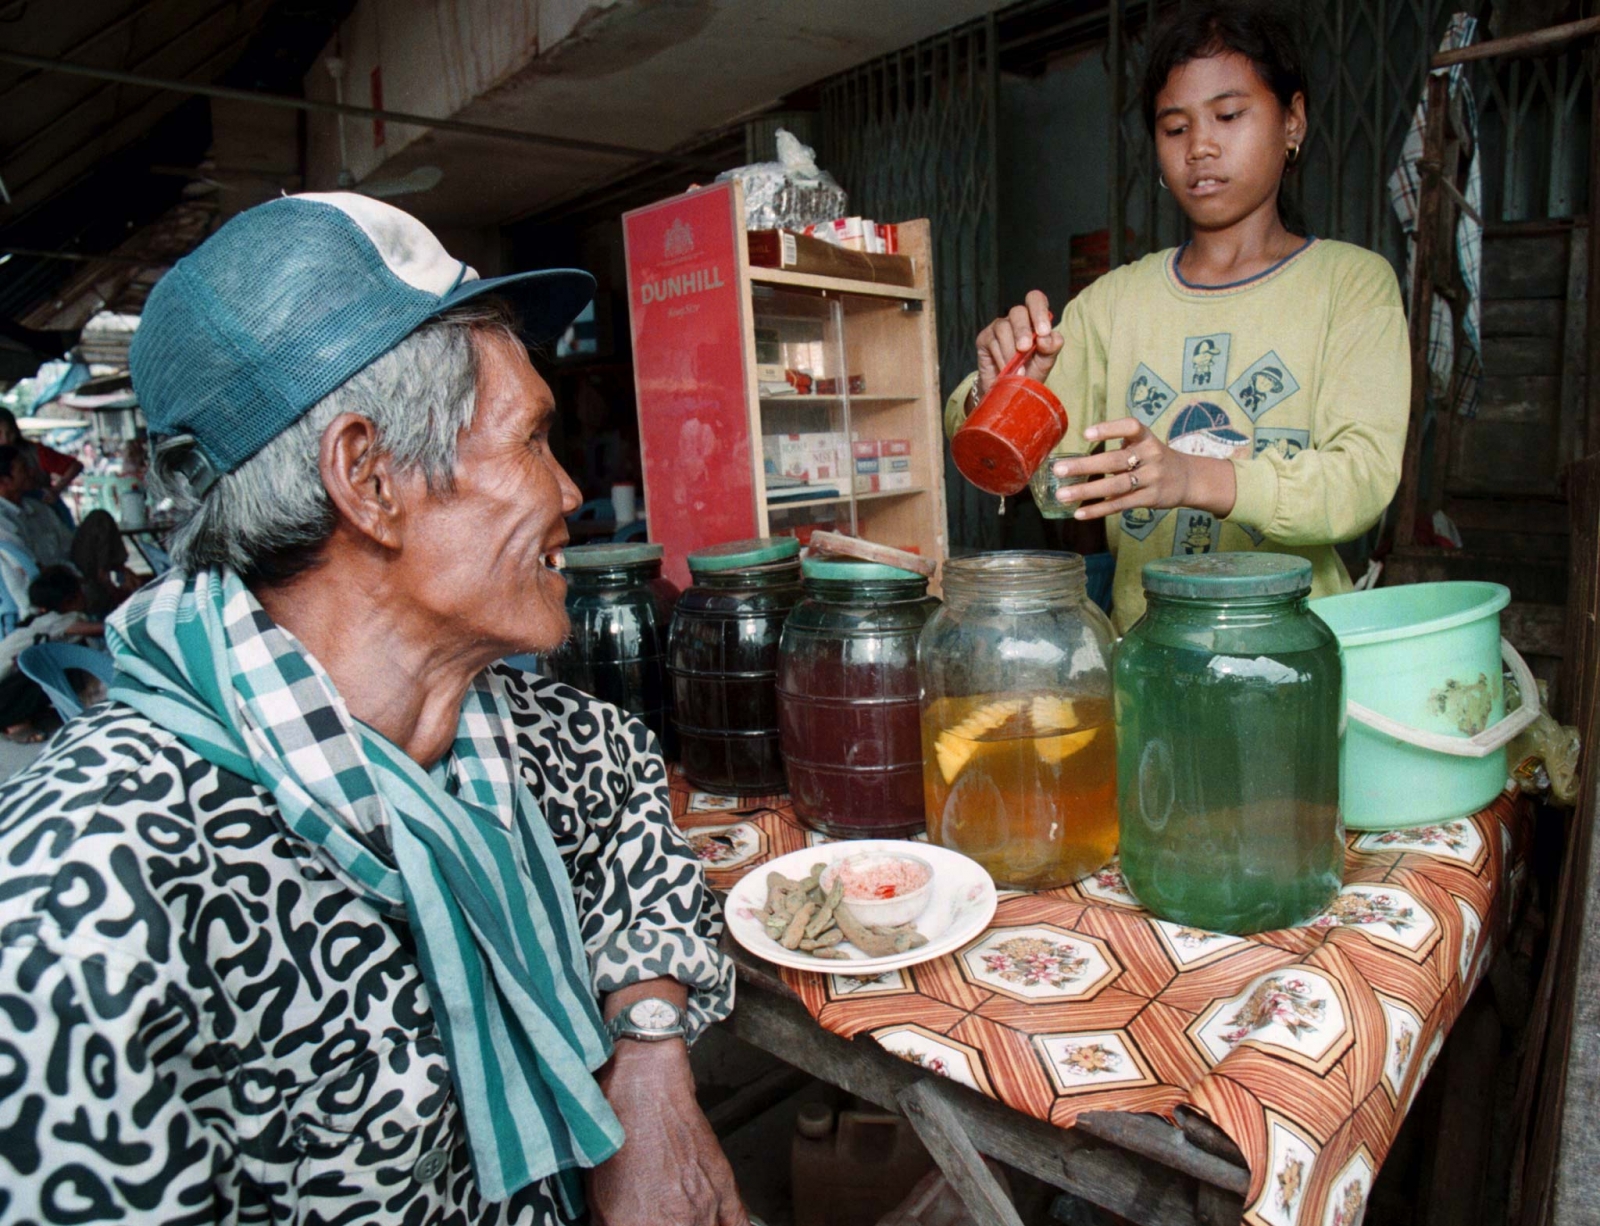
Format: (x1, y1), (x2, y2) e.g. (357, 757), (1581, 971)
(605, 997), (687, 1043)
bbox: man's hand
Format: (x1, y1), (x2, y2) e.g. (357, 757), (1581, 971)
(1051, 418), (1238, 521)
(974, 290), (1062, 399)
(587, 1040), (747, 1226)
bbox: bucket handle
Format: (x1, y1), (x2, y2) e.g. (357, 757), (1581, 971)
(1345, 638), (1540, 759)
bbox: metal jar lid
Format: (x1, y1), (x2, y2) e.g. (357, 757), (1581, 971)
(801, 557), (925, 583)
(1141, 552), (1313, 600)
(561, 542), (664, 568)
(686, 536), (801, 573)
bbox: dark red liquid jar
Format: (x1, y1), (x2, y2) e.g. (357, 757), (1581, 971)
(776, 558), (940, 838)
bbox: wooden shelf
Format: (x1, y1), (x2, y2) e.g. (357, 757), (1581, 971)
(766, 487), (925, 511)
(749, 266), (928, 302)
(759, 394), (921, 404)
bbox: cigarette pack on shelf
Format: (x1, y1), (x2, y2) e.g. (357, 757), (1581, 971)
(814, 374), (866, 395)
(851, 439), (914, 492)
(764, 432), (849, 482)
(747, 229), (916, 288)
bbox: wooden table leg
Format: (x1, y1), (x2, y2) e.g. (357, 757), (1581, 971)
(895, 1079), (1027, 1226)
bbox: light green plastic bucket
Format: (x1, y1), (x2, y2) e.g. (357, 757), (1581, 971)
(1309, 582), (1538, 830)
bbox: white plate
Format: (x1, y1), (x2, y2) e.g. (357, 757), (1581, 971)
(725, 839), (998, 975)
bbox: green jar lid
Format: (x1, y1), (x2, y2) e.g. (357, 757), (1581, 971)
(802, 557), (924, 582)
(687, 536), (801, 573)
(562, 542), (663, 568)
(1142, 552), (1312, 599)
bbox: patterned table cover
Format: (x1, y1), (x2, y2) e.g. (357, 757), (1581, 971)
(671, 770), (1528, 1226)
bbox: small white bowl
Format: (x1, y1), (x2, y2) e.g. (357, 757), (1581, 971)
(822, 850), (934, 928)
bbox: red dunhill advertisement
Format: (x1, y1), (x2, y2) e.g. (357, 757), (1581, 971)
(623, 182), (756, 589)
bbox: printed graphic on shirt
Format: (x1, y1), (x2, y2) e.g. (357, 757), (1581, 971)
(1182, 334), (1231, 392)
(1172, 508), (1221, 556)
(1166, 401), (1252, 460)
(1120, 505), (1173, 541)
(1229, 351), (1301, 421)
(1254, 426), (1312, 460)
(1127, 364), (1177, 426)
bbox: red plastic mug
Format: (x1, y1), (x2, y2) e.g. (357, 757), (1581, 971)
(951, 375), (1069, 496)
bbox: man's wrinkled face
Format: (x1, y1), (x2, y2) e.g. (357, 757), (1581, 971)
(395, 330), (581, 656)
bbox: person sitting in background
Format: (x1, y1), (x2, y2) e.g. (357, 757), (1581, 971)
(16, 459), (75, 567)
(0, 565), (104, 740)
(0, 406), (84, 515)
(69, 507), (142, 616)
(0, 444), (39, 617)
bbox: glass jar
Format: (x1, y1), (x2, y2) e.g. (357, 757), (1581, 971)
(918, 552), (1118, 890)
(1115, 553), (1344, 934)
(545, 543), (675, 756)
(668, 537), (804, 794)
(778, 558), (940, 838)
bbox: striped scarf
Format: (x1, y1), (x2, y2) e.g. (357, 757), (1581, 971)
(106, 568), (623, 1201)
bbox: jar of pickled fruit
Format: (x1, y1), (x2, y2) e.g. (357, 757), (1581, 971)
(917, 552), (1118, 890)
(545, 542), (676, 756)
(668, 537), (804, 794)
(778, 558), (940, 838)
(1115, 553), (1343, 934)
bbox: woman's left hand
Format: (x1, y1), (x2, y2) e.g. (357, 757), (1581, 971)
(1052, 417), (1236, 520)
(587, 1040), (748, 1226)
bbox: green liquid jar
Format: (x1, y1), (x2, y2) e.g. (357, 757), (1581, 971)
(1114, 553), (1344, 934)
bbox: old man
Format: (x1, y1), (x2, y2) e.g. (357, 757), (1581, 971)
(0, 194), (743, 1225)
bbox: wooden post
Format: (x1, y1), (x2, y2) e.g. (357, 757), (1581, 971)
(1587, 44), (1600, 457)
(895, 1080), (1027, 1226)
(1108, 0), (1125, 271)
(1395, 70), (1450, 550)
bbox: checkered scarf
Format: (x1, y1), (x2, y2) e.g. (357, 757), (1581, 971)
(105, 568), (622, 1201)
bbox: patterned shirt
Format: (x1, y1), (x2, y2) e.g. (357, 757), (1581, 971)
(0, 666), (734, 1225)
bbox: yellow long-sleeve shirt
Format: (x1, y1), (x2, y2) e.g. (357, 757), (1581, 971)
(946, 238), (1411, 631)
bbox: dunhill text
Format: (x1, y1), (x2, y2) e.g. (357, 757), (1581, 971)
(638, 266), (726, 304)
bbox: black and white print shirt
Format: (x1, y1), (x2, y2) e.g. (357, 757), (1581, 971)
(0, 666), (735, 1225)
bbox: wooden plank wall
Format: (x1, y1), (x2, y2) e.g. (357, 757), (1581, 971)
(1515, 455), (1600, 1226)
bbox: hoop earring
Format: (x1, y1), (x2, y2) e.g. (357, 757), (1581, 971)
(1286, 142), (1301, 166)
(1159, 173), (1168, 191)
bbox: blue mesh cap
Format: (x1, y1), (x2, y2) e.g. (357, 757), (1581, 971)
(129, 191), (595, 488)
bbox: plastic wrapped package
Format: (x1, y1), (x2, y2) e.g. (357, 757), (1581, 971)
(1506, 679), (1580, 808)
(717, 129), (847, 231)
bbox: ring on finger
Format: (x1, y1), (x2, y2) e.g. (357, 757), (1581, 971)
(1126, 452), (1142, 471)
(1129, 474), (1141, 490)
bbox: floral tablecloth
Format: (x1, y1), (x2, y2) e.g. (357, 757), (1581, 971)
(671, 769), (1528, 1226)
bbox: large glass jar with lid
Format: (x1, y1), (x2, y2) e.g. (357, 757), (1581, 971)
(544, 542), (675, 756)
(1115, 553), (1344, 934)
(917, 552), (1118, 890)
(777, 558), (940, 838)
(667, 537), (804, 794)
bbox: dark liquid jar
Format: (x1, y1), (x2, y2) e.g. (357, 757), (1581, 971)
(545, 543), (676, 756)
(1115, 553), (1345, 934)
(668, 537), (804, 794)
(777, 558), (940, 838)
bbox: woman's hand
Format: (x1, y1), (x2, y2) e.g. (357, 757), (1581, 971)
(587, 1040), (748, 1226)
(1052, 418), (1237, 521)
(973, 290), (1062, 399)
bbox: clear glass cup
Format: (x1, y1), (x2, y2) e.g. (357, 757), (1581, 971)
(1028, 452), (1088, 520)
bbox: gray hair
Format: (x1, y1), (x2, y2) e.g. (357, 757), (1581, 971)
(151, 299), (520, 584)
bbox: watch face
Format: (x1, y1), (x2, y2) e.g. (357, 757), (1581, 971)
(629, 999), (679, 1030)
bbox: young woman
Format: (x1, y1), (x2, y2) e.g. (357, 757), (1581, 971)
(947, 0), (1409, 631)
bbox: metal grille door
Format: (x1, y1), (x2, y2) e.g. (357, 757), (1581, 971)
(822, 18), (1002, 549)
